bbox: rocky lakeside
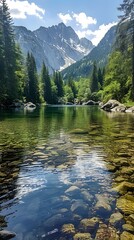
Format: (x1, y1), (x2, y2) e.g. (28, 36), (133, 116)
(100, 99), (134, 113)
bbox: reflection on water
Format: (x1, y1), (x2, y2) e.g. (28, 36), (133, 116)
(0, 106), (134, 239)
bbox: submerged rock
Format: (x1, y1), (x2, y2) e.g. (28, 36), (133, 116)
(71, 200), (88, 215)
(120, 231), (134, 240)
(94, 194), (112, 216)
(112, 182), (134, 194)
(95, 224), (119, 240)
(109, 212), (124, 227)
(0, 230), (16, 239)
(122, 224), (134, 233)
(79, 217), (99, 233)
(116, 197), (134, 215)
(73, 232), (92, 240)
(65, 186), (80, 196)
(61, 224), (75, 236)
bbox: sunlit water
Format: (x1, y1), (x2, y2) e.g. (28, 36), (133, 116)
(0, 106), (134, 239)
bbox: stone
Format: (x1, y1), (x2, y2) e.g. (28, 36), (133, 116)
(95, 224), (119, 240)
(71, 200), (88, 215)
(109, 212), (124, 226)
(0, 230), (16, 239)
(95, 194), (112, 215)
(79, 217), (99, 233)
(70, 129), (89, 134)
(116, 197), (134, 215)
(65, 186), (80, 196)
(112, 182), (134, 194)
(73, 232), (92, 240)
(80, 190), (93, 203)
(120, 231), (134, 240)
(121, 167), (134, 175)
(127, 215), (134, 226)
(126, 106), (134, 113)
(101, 99), (121, 111)
(122, 224), (134, 233)
(61, 224), (75, 236)
(111, 104), (126, 112)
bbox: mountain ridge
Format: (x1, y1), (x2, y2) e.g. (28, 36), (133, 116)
(14, 23), (94, 73)
(62, 25), (117, 79)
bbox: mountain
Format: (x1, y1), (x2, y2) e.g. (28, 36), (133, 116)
(62, 25), (117, 79)
(14, 23), (94, 73)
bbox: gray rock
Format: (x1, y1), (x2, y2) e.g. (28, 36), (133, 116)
(126, 106), (134, 113)
(101, 99), (121, 111)
(0, 230), (16, 239)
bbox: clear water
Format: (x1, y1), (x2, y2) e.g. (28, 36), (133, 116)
(0, 106), (134, 239)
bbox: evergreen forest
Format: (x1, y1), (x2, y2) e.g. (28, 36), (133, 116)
(0, 0), (134, 106)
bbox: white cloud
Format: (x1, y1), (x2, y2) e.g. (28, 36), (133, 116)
(58, 13), (72, 24)
(76, 22), (117, 46)
(73, 12), (97, 29)
(7, 0), (45, 19)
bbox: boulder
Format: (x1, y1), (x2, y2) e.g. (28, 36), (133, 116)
(83, 100), (99, 105)
(95, 224), (119, 240)
(126, 106), (134, 113)
(71, 200), (88, 215)
(79, 217), (99, 233)
(101, 100), (121, 111)
(61, 224), (75, 236)
(65, 186), (80, 196)
(73, 232), (92, 240)
(112, 182), (134, 194)
(94, 194), (112, 215)
(24, 102), (36, 110)
(116, 197), (134, 215)
(0, 230), (16, 239)
(109, 212), (124, 226)
(122, 224), (134, 233)
(111, 104), (126, 112)
(120, 231), (134, 240)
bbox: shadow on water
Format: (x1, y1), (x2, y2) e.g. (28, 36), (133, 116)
(0, 106), (134, 239)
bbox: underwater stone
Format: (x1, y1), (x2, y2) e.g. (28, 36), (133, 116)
(73, 232), (92, 240)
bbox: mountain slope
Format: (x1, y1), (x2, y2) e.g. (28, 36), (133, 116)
(14, 23), (94, 73)
(62, 25), (117, 79)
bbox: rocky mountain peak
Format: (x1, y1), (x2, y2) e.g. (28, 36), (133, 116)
(14, 23), (94, 73)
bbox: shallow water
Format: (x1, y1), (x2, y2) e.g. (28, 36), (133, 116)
(0, 106), (134, 239)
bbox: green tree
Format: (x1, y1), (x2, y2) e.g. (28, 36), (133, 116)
(67, 78), (77, 98)
(98, 68), (103, 89)
(90, 62), (98, 93)
(53, 71), (64, 98)
(41, 62), (52, 104)
(26, 52), (39, 103)
(118, 0), (134, 100)
(0, 0), (17, 104)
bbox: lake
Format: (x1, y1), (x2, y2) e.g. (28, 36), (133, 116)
(0, 106), (134, 240)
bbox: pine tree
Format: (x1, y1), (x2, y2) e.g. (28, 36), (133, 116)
(98, 68), (103, 89)
(54, 71), (64, 98)
(0, 0), (18, 104)
(26, 52), (39, 103)
(1, 0), (17, 103)
(67, 78), (77, 98)
(41, 62), (52, 104)
(90, 62), (98, 93)
(118, 0), (134, 100)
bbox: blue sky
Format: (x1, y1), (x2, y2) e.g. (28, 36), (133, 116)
(7, 0), (122, 45)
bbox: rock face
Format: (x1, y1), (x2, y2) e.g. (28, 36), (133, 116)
(14, 23), (94, 73)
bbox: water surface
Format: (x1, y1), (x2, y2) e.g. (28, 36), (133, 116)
(0, 106), (134, 239)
